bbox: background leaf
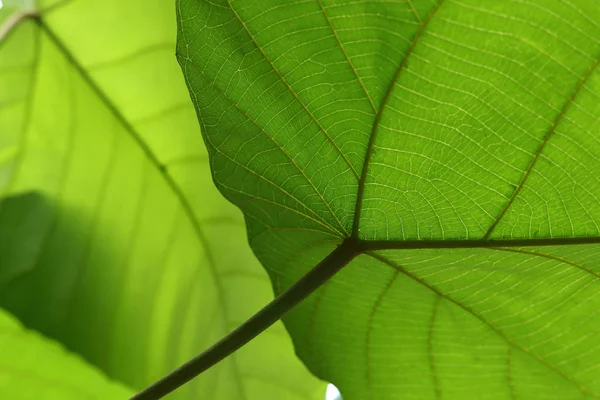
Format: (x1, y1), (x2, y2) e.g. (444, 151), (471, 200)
(178, 0), (600, 399)
(0, 1), (325, 398)
(0, 307), (132, 399)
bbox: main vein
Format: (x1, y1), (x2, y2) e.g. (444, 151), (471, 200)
(361, 235), (600, 251)
(37, 18), (248, 398)
(351, 0), (445, 238)
(483, 51), (600, 239)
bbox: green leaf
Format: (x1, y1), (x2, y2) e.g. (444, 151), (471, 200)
(178, 0), (600, 399)
(0, 307), (133, 399)
(0, 1), (324, 399)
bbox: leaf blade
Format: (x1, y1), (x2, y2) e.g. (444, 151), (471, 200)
(179, 0), (600, 399)
(0, 307), (133, 399)
(0, 1), (326, 398)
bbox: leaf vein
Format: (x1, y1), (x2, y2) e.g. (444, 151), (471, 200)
(225, 0), (360, 180)
(483, 51), (600, 239)
(182, 57), (349, 235)
(368, 251), (599, 398)
(316, 0), (376, 114)
(352, 0), (445, 237)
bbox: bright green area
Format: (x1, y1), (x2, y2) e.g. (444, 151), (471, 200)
(0, 1), (325, 399)
(0, 308), (133, 399)
(178, 0), (600, 399)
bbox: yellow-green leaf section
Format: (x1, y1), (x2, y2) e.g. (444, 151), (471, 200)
(0, 307), (132, 399)
(0, 0), (325, 399)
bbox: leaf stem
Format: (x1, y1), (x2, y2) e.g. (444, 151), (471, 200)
(130, 238), (361, 400)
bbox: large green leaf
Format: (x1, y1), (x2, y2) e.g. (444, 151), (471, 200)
(0, 1), (324, 399)
(0, 307), (132, 399)
(178, 0), (600, 399)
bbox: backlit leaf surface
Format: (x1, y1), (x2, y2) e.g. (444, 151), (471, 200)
(178, 0), (600, 398)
